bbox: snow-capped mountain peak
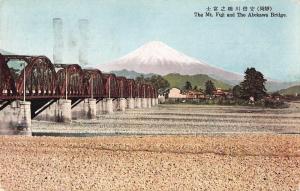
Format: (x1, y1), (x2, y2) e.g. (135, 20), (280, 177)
(118, 41), (202, 65)
(98, 41), (243, 82)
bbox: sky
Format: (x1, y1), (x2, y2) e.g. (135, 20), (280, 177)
(0, 0), (299, 81)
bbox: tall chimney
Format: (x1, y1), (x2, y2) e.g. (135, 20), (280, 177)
(53, 18), (64, 64)
(78, 19), (89, 66)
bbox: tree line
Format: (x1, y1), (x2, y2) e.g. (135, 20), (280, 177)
(181, 67), (267, 100)
(136, 67), (267, 102)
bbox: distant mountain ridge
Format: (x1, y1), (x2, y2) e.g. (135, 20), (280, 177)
(266, 81), (300, 93)
(110, 69), (155, 79)
(279, 85), (300, 95)
(164, 73), (231, 90)
(111, 69), (231, 90)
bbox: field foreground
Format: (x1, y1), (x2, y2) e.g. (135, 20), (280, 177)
(0, 135), (299, 191)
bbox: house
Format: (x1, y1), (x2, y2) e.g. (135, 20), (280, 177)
(213, 88), (226, 97)
(186, 90), (205, 99)
(168, 88), (186, 98)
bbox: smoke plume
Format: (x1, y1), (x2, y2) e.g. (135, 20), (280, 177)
(53, 18), (64, 64)
(78, 19), (89, 66)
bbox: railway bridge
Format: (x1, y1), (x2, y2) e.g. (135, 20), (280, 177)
(0, 54), (158, 135)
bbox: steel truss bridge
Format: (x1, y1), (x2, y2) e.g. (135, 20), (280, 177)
(0, 54), (157, 118)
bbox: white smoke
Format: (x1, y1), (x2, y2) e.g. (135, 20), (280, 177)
(52, 18), (90, 65)
(53, 18), (64, 64)
(78, 19), (89, 66)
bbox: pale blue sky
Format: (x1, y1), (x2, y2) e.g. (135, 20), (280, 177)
(0, 0), (299, 81)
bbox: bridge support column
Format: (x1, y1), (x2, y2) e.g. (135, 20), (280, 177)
(57, 99), (71, 123)
(142, 98), (147, 108)
(128, 98), (135, 109)
(96, 100), (103, 115)
(151, 98), (156, 106)
(105, 98), (113, 114)
(135, 98), (141, 108)
(18, 101), (32, 135)
(147, 98), (152, 108)
(119, 98), (126, 112)
(156, 98), (159, 105)
(0, 101), (31, 135)
(113, 99), (119, 111)
(86, 98), (97, 119)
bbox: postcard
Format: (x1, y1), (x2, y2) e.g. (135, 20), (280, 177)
(0, 0), (299, 190)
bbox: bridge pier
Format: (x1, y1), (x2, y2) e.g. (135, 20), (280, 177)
(118, 98), (126, 112)
(104, 98), (113, 114)
(34, 99), (71, 123)
(142, 98), (148, 108)
(96, 100), (104, 115)
(86, 98), (97, 119)
(19, 101), (32, 133)
(0, 101), (31, 135)
(155, 98), (159, 105)
(147, 98), (152, 108)
(72, 99), (97, 119)
(58, 99), (72, 123)
(135, 98), (142, 108)
(113, 99), (118, 112)
(152, 98), (156, 106)
(128, 98), (135, 109)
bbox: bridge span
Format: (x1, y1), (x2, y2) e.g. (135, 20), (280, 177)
(0, 54), (158, 135)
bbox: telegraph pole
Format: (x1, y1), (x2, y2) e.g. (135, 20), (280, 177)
(108, 77), (111, 99)
(130, 83), (133, 98)
(91, 74), (94, 99)
(65, 69), (68, 100)
(23, 62), (26, 102)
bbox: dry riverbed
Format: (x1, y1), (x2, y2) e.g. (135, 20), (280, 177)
(1, 103), (300, 190)
(0, 135), (299, 191)
(32, 103), (300, 135)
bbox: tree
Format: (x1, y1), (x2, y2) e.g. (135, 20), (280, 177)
(232, 85), (242, 99)
(148, 75), (170, 90)
(183, 81), (192, 91)
(135, 75), (145, 83)
(135, 74), (170, 91)
(271, 92), (281, 99)
(240, 67), (267, 100)
(205, 80), (216, 95)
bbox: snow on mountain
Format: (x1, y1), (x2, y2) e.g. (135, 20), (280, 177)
(99, 41), (244, 82)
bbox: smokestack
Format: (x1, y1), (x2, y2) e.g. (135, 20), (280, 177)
(53, 18), (64, 64)
(78, 19), (89, 66)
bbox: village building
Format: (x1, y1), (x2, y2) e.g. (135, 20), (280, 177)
(185, 90), (205, 99)
(168, 88), (186, 99)
(213, 88), (227, 97)
(166, 87), (231, 100)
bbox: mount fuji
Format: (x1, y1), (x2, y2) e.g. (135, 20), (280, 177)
(98, 41), (243, 84)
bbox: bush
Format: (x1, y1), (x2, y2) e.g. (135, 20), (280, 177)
(264, 99), (289, 109)
(163, 97), (289, 109)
